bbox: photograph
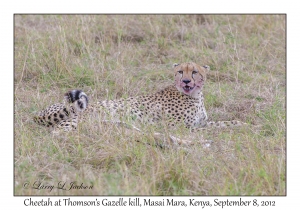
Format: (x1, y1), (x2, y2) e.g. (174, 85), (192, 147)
(14, 14), (286, 197)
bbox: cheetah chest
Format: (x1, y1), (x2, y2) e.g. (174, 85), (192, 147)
(181, 98), (207, 128)
(157, 92), (207, 128)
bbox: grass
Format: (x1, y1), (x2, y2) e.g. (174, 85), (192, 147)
(14, 15), (286, 195)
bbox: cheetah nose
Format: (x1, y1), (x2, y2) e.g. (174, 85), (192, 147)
(182, 79), (191, 84)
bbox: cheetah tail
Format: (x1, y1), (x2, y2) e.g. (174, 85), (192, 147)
(64, 90), (89, 112)
(206, 120), (247, 128)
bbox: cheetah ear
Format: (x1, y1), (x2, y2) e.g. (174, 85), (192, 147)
(173, 63), (180, 68)
(202, 65), (210, 71)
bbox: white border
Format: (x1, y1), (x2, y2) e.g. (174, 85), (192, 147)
(3, 0), (297, 209)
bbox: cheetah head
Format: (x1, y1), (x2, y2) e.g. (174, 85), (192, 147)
(173, 62), (209, 98)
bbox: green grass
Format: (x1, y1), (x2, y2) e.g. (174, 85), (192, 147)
(14, 15), (285, 195)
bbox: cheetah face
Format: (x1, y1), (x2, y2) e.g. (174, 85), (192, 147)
(174, 62), (209, 98)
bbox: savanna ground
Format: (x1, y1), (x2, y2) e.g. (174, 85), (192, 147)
(14, 15), (286, 195)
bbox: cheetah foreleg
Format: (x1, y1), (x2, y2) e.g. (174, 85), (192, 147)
(191, 120), (247, 132)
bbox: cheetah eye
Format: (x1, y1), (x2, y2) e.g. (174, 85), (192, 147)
(178, 70), (183, 74)
(192, 71), (198, 74)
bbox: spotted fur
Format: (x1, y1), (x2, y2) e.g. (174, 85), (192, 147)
(34, 62), (245, 134)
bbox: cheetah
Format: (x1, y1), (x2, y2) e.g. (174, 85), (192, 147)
(34, 62), (245, 146)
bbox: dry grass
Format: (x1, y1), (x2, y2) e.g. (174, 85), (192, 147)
(14, 15), (285, 195)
